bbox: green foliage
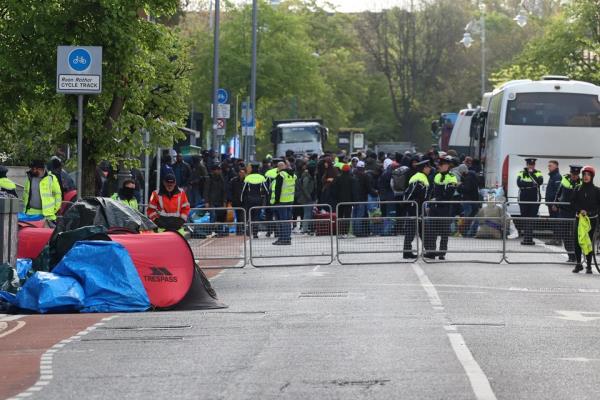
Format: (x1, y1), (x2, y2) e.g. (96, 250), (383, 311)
(493, 0), (600, 87)
(0, 0), (191, 193)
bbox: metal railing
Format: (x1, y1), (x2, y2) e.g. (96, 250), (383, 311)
(185, 207), (247, 269)
(504, 201), (575, 264)
(421, 201), (505, 264)
(248, 204), (334, 267)
(335, 200), (419, 264)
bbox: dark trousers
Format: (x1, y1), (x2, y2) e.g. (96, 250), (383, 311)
(265, 207), (275, 235)
(559, 209), (576, 254)
(234, 207), (245, 235)
(403, 205), (421, 252)
(338, 204), (352, 235)
(519, 203), (540, 242)
(574, 216), (598, 265)
(424, 206), (452, 256)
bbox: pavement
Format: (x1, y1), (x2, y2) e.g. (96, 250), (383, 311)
(4, 252), (600, 399)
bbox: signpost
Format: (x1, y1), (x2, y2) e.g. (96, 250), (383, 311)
(57, 46), (102, 198)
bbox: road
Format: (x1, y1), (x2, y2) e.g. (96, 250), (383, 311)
(3, 257), (600, 400)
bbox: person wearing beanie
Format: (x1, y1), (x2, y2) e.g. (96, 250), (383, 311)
(571, 165), (600, 274)
(111, 179), (139, 210)
(23, 159), (62, 223)
(147, 173), (191, 235)
(0, 166), (17, 198)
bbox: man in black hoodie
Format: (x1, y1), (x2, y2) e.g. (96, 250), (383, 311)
(571, 165), (600, 273)
(332, 164), (355, 235)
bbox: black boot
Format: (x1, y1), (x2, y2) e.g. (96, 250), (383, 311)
(572, 264), (584, 273)
(403, 251), (417, 259)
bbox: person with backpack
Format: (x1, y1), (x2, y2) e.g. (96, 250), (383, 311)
(423, 157), (458, 260)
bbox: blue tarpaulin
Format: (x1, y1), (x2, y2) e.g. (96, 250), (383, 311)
(16, 272), (85, 313)
(52, 241), (150, 312)
(16, 259), (33, 280)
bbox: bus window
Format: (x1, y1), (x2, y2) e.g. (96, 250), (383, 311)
(506, 92), (600, 127)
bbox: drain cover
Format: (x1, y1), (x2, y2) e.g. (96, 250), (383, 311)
(299, 291), (349, 298)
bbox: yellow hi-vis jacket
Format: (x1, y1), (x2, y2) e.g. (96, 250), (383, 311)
(23, 172), (62, 221)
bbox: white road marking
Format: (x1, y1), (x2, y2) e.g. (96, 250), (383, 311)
(447, 333), (497, 400)
(0, 314), (25, 322)
(6, 315), (119, 400)
(553, 310), (600, 322)
(412, 263), (497, 400)
(0, 321), (26, 339)
(557, 357), (600, 362)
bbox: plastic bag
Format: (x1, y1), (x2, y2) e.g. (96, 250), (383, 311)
(16, 271), (85, 313)
(16, 259), (33, 280)
(53, 241), (150, 313)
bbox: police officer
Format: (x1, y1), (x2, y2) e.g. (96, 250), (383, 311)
(517, 158), (543, 245)
(554, 165), (582, 262)
(0, 166), (17, 197)
(403, 159), (431, 259)
(263, 159), (281, 238)
(242, 163), (269, 239)
(424, 157), (458, 260)
(271, 161), (297, 245)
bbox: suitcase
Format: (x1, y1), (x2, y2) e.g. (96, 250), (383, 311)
(313, 210), (336, 236)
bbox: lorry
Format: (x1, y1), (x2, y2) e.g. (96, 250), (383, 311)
(270, 119), (328, 158)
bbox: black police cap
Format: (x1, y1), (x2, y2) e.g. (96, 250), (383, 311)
(525, 158), (537, 165)
(569, 165), (582, 174)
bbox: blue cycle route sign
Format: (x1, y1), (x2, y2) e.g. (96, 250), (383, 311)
(68, 48), (92, 72)
(217, 88), (229, 104)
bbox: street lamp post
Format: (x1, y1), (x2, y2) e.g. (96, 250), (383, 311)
(248, 0), (258, 162)
(459, 2), (486, 98)
(211, 0), (221, 156)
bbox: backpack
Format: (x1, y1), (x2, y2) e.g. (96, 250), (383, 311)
(391, 166), (410, 194)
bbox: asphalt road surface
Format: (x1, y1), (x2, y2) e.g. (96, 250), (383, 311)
(4, 255), (600, 400)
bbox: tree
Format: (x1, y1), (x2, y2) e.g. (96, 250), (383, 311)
(0, 1), (191, 194)
(357, 1), (474, 144)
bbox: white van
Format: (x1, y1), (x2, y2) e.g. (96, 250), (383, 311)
(448, 108), (476, 155)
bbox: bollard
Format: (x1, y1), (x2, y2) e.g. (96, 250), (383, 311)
(0, 197), (20, 268)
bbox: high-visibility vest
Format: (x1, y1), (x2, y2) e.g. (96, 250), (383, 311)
(23, 173), (62, 221)
(0, 177), (16, 191)
(434, 172), (458, 186)
(111, 193), (139, 210)
(409, 172), (430, 186)
(560, 175), (580, 190)
(147, 190), (191, 221)
(270, 171), (296, 204)
(244, 173), (267, 185)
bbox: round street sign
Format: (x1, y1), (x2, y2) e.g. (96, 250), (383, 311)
(217, 88), (229, 104)
(68, 48), (92, 72)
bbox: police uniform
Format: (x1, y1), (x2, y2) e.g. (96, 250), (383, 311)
(517, 158), (544, 245)
(424, 159), (458, 259)
(0, 166), (17, 198)
(264, 165), (280, 237)
(554, 165), (582, 261)
(242, 167), (269, 238)
(403, 160), (431, 258)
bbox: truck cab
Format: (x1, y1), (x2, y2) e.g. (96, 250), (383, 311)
(270, 119), (328, 158)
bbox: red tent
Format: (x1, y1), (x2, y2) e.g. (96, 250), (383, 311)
(16, 228), (224, 309)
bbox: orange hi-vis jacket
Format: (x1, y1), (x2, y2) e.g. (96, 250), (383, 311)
(147, 189), (191, 221)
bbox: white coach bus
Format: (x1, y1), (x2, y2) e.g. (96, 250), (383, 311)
(482, 76), (600, 213)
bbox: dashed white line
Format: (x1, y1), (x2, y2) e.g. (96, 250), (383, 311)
(412, 263), (497, 400)
(6, 315), (119, 400)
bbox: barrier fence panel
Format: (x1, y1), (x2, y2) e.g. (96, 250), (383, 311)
(421, 201), (505, 264)
(185, 207), (247, 269)
(504, 201), (575, 264)
(335, 201), (419, 265)
(248, 204), (334, 267)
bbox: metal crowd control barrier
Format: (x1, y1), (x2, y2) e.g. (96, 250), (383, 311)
(335, 200), (419, 264)
(421, 201), (505, 264)
(185, 207), (247, 269)
(504, 201), (575, 264)
(248, 204), (334, 267)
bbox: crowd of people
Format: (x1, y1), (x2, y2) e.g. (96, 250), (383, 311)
(2, 148), (599, 274)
